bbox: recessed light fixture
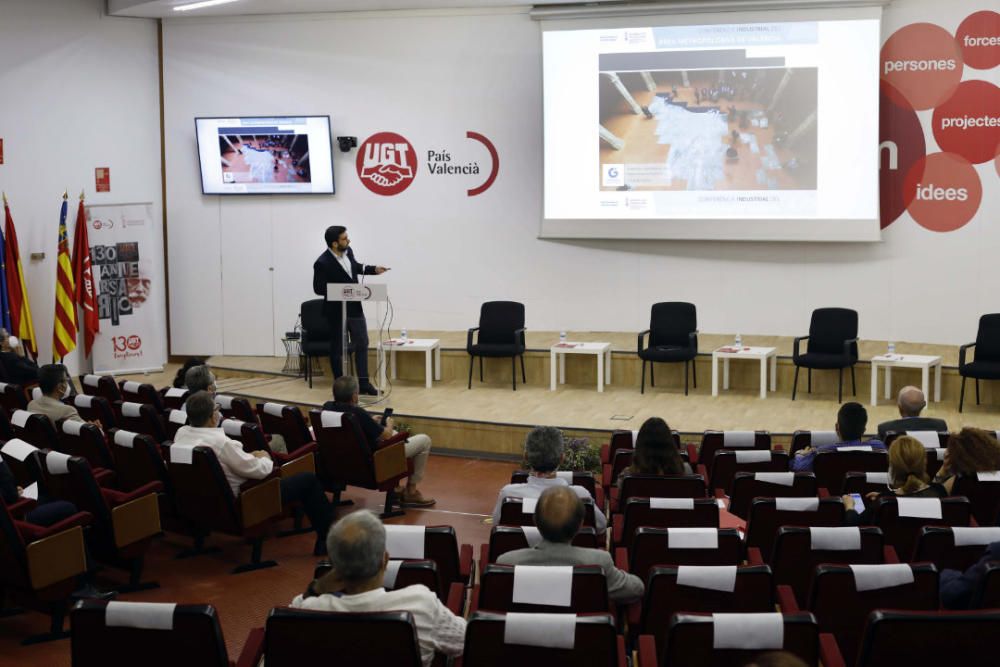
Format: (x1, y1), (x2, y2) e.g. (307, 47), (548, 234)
(174, 0), (241, 12)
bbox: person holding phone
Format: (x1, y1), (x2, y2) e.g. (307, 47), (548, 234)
(0, 328), (38, 385)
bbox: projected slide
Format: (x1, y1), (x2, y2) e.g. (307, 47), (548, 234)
(543, 19), (881, 239)
(220, 133), (311, 185)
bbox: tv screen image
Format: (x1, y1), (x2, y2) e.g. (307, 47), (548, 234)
(195, 116), (335, 195)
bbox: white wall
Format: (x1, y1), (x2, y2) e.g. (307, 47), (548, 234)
(162, 1), (1000, 356)
(0, 0), (164, 372)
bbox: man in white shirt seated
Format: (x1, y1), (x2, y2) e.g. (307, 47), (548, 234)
(172, 391), (333, 555)
(491, 426), (606, 534)
(291, 510), (466, 667)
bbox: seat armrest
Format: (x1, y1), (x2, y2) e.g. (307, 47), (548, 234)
(637, 329), (650, 352)
(713, 488), (726, 499)
(636, 635), (658, 667)
(609, 486), (619, 514)
(793, 335), (809, 359)
(776, 585), (800, 612)
(614, 547), (629, 572)
(102, 481), (163, 507)
(843, 337), (859, 358)
(626, 600), (642, 628)
(17, 511), (93, 541)
(818, 487), (830, 498)
(240, 477), (283, 528)
(468, 586), (480, 614)
(466, 327), (479, 350)
(959, 341), (976, 367)
(479, 543), (489, 572)
(819, 633), (847, 667)
(594, 485), (605, 511)
(688, 330), (698, 349)
(747, 547), (764, 566)
(696, 463), (708, 481)
(617, 635), (627, 667)
(446, 581), (465, 617)
(8, 497), (36, 518)
(279, 451), (316, 479)
(883, 545), (900, 564)
(513, 327), (526, 348)
(686, 443), (699, 465)
(236, 627), (265, 667)
(459, 543), (474, 582)
(26, 523), (88, 590)
(377, 431), (410, 449)
(612, 513), (624, 546)
(602, 461), (612, 486)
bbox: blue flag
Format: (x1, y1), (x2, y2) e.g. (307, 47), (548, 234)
(0, 225), (12, 332)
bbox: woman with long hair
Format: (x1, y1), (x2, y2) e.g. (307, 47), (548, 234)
(935, 427), (1000, 493)
(617, 416), (691, 489)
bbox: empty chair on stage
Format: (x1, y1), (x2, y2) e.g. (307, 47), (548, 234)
(638, 302), (698, 395)
(791, 307), (858, 402)
(466, 301), (526, 391)
(958, 313), (1000, 412)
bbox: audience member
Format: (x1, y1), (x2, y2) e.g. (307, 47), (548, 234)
(497, 486), (643, 603)
(172, 391), (333, 554)
(934, 427), (1000, 494)
(324, 375), (435, 507)
(292, 510), (465, 666)
(184, 364), (216, 394)
(0, 328), (39, 385)
(791, 402), (885, 472)
(0, 459), (77, 526)
(492, 426), (607, 534)
(27, 364), (87, 425)
(841, 435), (945, 525)
(172, 358), (204, 389)
(617, 416), (692, 490)
(876, 386), (948, 440)
(940, 540), (1000, 609)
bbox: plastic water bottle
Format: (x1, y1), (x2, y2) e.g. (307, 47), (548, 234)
(888, 341), (895, 355)
(400, 328), (408, 342)
(559, 331), (567, 344)
(735, 333), (742, 349)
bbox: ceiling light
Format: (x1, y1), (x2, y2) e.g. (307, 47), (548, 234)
(174, 0), (241, 12)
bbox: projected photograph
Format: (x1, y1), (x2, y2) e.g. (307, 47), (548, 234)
(219, 133), (311, 184)
(598, 66), (818, 192)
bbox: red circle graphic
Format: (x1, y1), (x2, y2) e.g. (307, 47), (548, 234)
(881, 23), (963, 110)
(932, 80), (1000, 165)
(879, 81), (926, 229)
(355, 132), (418, 196)
(904, 152), (982, 233)
(956, 11), (1000, 70)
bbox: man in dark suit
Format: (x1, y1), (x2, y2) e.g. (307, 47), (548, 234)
(877, 386), (948, 440)
(312, 226), (389, 395)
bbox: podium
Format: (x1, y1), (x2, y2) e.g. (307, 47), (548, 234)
(326, 282), (389, 399)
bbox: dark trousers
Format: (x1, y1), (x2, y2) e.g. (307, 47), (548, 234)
(26, 499), (78, 526)
(280, 473), (333, 541)
(328, 315), (370, 384)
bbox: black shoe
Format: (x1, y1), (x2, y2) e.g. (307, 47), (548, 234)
(313, 538), (328, 557)
(71, 583), (116, 601)
(359, 384), (379, 396)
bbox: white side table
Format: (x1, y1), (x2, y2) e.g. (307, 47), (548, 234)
(711, 346), (778, 399)
(870, 354), (942, 406)
(550, 342), (613, 393)
(377, 338), (441, 389)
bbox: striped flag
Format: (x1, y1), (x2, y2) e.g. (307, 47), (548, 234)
(3, 194), (37, 357)
(0, 211), (11, 333)
(71, 194), (99, 357)
(52, 193), (78, 361)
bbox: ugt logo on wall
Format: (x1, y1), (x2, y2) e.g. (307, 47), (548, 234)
(356, 132), (417, 196)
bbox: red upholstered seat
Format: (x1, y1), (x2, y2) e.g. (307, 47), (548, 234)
(118, 380), (165, 412)
(871, 496), (971, 562)
(471, 564), (609, 614)
(621, 527), (744, 582)
(80, 373), (123, 403)
(694, 430), (771, 472)
(812, 449), (888, 495)
(480, 525), (600, 571)
(728, 471), (818, 521)
(849, 610), (1000, 667)
(114, 401), (168, 444)
(745, 497), (845, 563)
(461, 611), (624, 667)
(913, 525), (1000, 572)
(612, 498), (719, 550)
(706, 450), (790, 496)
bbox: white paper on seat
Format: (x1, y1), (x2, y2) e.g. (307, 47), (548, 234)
(810, 527), (861, 551)
(712, 612), (784, 649)
(263, 402), (286, 417)
(165, 387), (187, 398)
(0, 382), (7, 390)
(22, 482), (39, 500)
(31, 387), (42, 400)
(810, 431), (839, 447)
(222, 419), (244, 437)
(907, 431), (941, 449)
(169, 410), (188, 425)
(977, 471), (1000, 482)
(952, 527), (1000, 546)
(1, 438), (37, 461)
(321, 411), (343, 428)
(838, 446), (873, 452)
(215, 394), (233, 409)
(122, 402), (142, 418)
(775, 497), (819, 512)
(522, 526), (543, 547)
(668, 528), (718, 549)
(650, 497), (695, 510)
(114, 430), (138, 448)
(122, 381), (141, 393)
(170, 444), (196, 464)
(866, 472), (890, 484)
(735, 450), (771, 464)
(520, 497), (538, 514)
(105, 601), (177, 631)
(384, 524), (425, 559)
(556, 471), (573, 481)
(849, 564), (914, 592)
(62, 420), (83, 436)
(935, 448), (947, 461)
(755, 472), (794, 486)
(11, 410), (30, 428)
(723, 431), (756, 448)
(74, 394), (94, 408)
(631, 430), (639, 446)
(503, 612), (577, 649)
(717, 498), (727, 509)
(896, 497), (942, 519)
(677, 565), (738, 592)
(995, 431), (1000, 442)
(512, 565), (573, 607)
(383, 559), (403, 589)
(45, 451), (72, 475)
(83, 374), (101, 387)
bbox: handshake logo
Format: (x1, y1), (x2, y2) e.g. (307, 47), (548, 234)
(357, 132), (418, 196)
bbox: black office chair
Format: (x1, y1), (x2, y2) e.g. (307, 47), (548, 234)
(792, 307), (858, 403)
(959, 314), (1000, 412)
(300, 298), (353, 388)
(638, 302), (698, 395)
(467, 301), (526, 391)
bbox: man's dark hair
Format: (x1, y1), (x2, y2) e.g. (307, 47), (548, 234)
(333, 375), (359, 403)
(837, 402), (868, 441)
(325, 226), (347, 247)
(39, 364), (68, 395)
(185, 391), (216, 427)
(534, 486), (584, 544)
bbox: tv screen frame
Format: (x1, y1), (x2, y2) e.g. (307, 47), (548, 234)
(194, 115), (336, 196)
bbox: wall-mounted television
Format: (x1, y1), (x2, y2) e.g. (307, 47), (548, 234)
(195, 115), (335, 195)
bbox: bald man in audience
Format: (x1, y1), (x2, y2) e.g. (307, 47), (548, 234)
(877, 386), (948, 441)
(496, 486), (644, 604)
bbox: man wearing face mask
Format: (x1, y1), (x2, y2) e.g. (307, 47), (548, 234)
(0, 329), (39, 385)
(27, 364), (86, 425)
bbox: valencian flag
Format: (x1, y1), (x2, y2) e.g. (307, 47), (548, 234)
(3, 194), (37, 357)
(52, 193), (78, 361)
(71, 193), (99, 356)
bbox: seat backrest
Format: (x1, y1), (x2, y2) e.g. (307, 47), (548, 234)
(640, 566), (775, 651)
(11, 409), (60, 450)
(221, 418), (269, 454)
(264, 607), (422, 667)
(119, 380), (164, 411)
(661, 612), (819, 667)
(511, 470), (597, 500)
(463, 611), (620, 667)
(926, 447), (947, 479)
(953, 474), (1000, 527)
(771, 526), (886, 606)
(216, 395), (258, 425)
(478, 301), (525, 346)
(499, 496), (597, 529)
(259, 402), (313, 451)
(315, 558), (440, 594)
(808, 563), (939, 663)
(973, 313), (1000, 361)
(789, 430), (839, 455)
(855, 609), (1000, 667)
(728, 472), (818, 521)
(109, 429), (170, 493)
(309, 410), (376, 489)
(71, 600), (231, 667)
(0, 437), (41, 486)
(697, 431), (771, 476)
(618, 473), (707, 507)
(630, 528), (743, 581)
(842, 471), (891, 497)
(28, 450), (108, 524)
(0, 381), (28, 413)
(0, 408), (12, 440)
(478, 564), (609, 613)
(608, 429), (681, 454)
(807, 307), (858, 358)
(975, 563), (1000, 609)
(160, 386), (189, 411)
(164, 409), (190, 441)
(421, 525), (466, 589)
(884, 430), (949, 449)
(0, 498), (31, 589)
(649, 301), (696, 347)
(486, 526), (599, 563)
(746, 498), (845, 562)
(913, 526), (1000, 572)
(620, 498), (720, 550)
(813, 449), (888, 494)
(873, 496), (972, 561)
(300, 299), (331, 346)
(57, 421), (115, 470)
(708, 450), (789, 495)
(115, 401), (167, 443)
(70, 393), (118, 429)
(80, 373), (123, 402)
(166, 445), (241, 534)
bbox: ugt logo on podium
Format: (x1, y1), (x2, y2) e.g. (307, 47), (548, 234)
(356, 132), (417, 196)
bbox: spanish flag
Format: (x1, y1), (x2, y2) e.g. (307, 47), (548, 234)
(52, 193), (77, 361)
(2, 194), (37, 357)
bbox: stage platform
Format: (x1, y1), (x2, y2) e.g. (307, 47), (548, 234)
(127, 330), (1000, 460)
